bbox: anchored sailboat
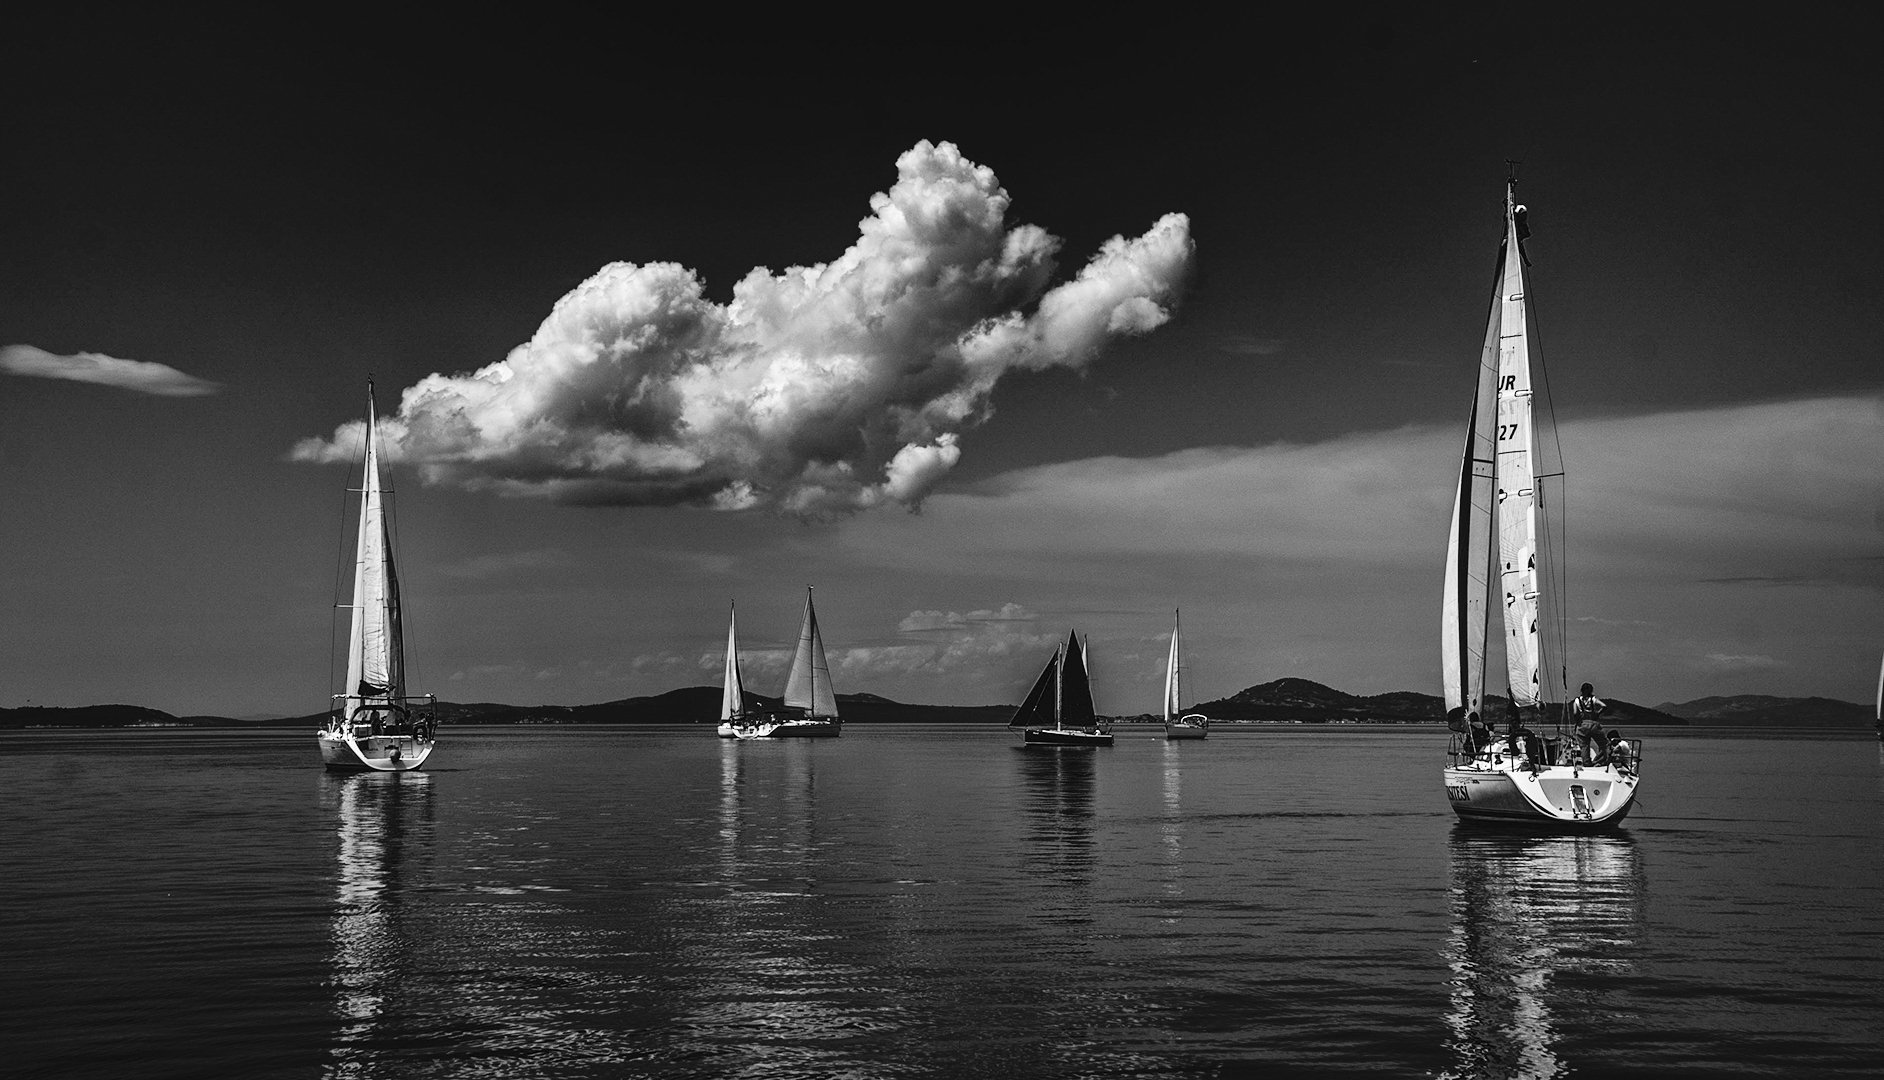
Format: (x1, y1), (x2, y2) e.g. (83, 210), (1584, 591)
(716, 601), (748, 738)
(1440, 177), (1640, 828)
(318, 380), (436, 771)
(1010, 630), (1113, 746)
(738, 588), (842, 739)
(1163, 609), (1209, 741)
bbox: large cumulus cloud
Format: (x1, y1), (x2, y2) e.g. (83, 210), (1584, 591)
(291, 140), (1193, 515)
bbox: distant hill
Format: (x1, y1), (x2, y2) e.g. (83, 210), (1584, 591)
(1182, 678), (1689, 727)
(1653, 695), (1874, 728)
(0, 704), (246, 729)
(18, 682), (1871, 730)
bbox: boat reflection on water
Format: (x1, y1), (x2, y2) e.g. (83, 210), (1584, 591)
(320, 771), (434, 1074)
(692, 738), (905, 1068)
(1441, 829), (1644, 1079)
(1018, 745), (1096, 891)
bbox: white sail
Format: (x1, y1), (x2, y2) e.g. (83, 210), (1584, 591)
(720, 602), (745, 722)
(1875, 650), (1882, 724)
(1493, 187), (1547, 708)
(345, 383), (402, 709)
(1442, 233), (1504, 715)
(1164, 611), (1182, 723)
(782, 588), (837, 719)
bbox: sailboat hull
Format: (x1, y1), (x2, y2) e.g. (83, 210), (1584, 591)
(1164, 717), (1209, 740)
(716, 722), (739, 738)
(318, 730), (434, 772)
(741, 717), (842, 738)
(1444, 763), (1637, 830)
(1020, 727), (1113, 747)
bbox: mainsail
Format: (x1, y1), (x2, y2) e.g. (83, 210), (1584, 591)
(1164, 612), (1183, 723)
(1492, 185), (1546, 708)
(782, 588), (837, 719)
(345, 382), (403, 708)
(1058, 630), (1096, 729)
(1441, 265), (1501, 716)
(720, 602), (745, 722)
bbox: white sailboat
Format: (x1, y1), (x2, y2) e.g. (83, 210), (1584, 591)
(1440, 177), (1640, 828)
(318, 380), (436, 771)
(1010, 630), (1113, 746)
(716, 601), (749, 738)
(1874, 650), (1882, 741)
(1163, 609), (1209, 741)
(737, 588), (842, 739)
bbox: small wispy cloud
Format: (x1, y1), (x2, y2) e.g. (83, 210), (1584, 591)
(1703, 653), (1782, 671)
(1216, 333), (1284, 356)
(435, 548), (573, 580)
(0, 344), (221, 397)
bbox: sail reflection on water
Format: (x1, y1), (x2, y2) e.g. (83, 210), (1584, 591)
(1017, 746), (1096, 894)
(1160, 740), (1185, 915)
(686, 739), (903, 1069)
(1441, 831), (1644, 1079)
(321, 771), (434, 1074)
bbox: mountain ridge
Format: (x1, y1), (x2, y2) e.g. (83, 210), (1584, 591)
(3, 683), (1869, 729)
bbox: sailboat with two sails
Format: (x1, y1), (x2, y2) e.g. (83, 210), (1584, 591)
(716, 602), (748, 738)
(1439, 177), (1640, 829)
(1010, 630), (1112, 746)
(317, 380), (437, 771)
(1163, 610), (1209, 741)
(735, 588), (842, 739)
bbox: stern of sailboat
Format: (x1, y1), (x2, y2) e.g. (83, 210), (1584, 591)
(320, 694), (438, 771)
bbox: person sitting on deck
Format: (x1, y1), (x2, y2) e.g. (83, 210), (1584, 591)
(1608, 729), (1634, 771)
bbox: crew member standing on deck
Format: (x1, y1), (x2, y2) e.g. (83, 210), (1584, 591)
(1571, 683), (1608, 764)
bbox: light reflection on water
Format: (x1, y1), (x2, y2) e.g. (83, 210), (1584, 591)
(323, 771), (435, 1077)
(1440, 831), (1644, 1079)
(4, 725), (1882, 1077)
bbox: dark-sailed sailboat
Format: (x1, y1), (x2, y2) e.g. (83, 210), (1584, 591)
(1439, 176), (1639, 828)
(318, 379), (437, 771)
(1010, 630), (1113, 746)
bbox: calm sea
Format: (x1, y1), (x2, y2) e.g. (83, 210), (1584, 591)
(3, 724), (1879, 1078)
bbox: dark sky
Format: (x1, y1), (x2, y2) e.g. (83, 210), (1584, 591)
(4, 11), (1879, 714)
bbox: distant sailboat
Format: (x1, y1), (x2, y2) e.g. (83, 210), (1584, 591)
(1010, 630), (1113, 746)
(717, 602), (748, 738)
(318, 380), (436, 771)
(1874, 650), (1882, 741)
(738, 588), (842, 739)
(1163, 609), (1210, 741)
(1440, 176), (1640, 828)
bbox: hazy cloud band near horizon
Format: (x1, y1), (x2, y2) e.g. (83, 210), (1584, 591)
(1, 345), (221, 397)
(292, 140), (1194, 516)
